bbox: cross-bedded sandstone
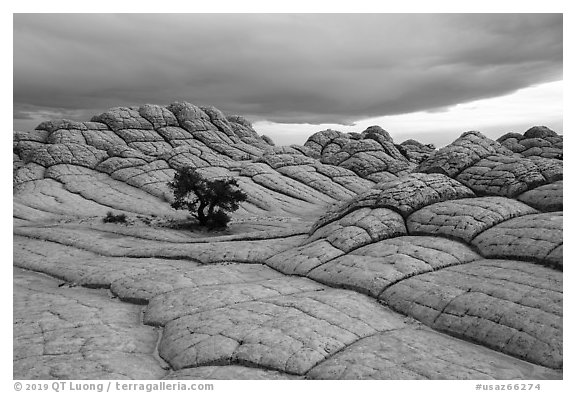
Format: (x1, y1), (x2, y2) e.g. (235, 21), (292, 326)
(517, 181), (563, 212)
(158, 289), (406, 375)
(14, 235), (288, 304)
(266, 239), (345, 276)
(83, 128), (129, 151)
(144, 277), (326, 326)
(471, 212), (563, 269)
(306, 207), (407, 252)
(14, 268), (166, 379)
(307, 236), (480, 297)
(18, 142), (109, 169)
(381, 259), (562, 369)
(415, 131), (562, 202)
(15, 224), (305, 263)
(13, 162), (46, 188)
(418, 131), (514, 177)
(456, 155), (549, 197)
(313, 173), (475, 231)
(15, 128), (49, 143)
(498, 127), (563, 160)
(302, 127), (416, 181)
(525, 156), (563, 182)
(15, 179), (126, 219)
(307, 326), (561, 379)
(13, 105), (563, 380)
(406, 197), (538, 242)
(138, 104), (180, 129)
(397, 139), (436, 164)
(91, 107), (154, 131)
(44, 164), (179, 216)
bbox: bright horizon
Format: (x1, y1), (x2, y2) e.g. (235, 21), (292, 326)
(253, 80), (562, 147)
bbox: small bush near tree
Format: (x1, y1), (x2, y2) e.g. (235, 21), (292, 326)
(103, 211), (127, 224)
(167, 167), (247, 229)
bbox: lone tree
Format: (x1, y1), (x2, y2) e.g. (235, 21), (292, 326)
(168, 167), (247, 229)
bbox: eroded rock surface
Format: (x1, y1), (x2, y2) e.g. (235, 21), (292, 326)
(14, 103), (562, 379)
(308, 327), (560, 380)
(381, 259), (562, 369)
(158, 290), (406, 375)
(471, 213), (563, 269)
(497, 126), (563, 160)
(397, 139), (436, 164)
(303, 126), (416, 181)
(13, 268), (166, 379)
(406, 197), (538, 242)
(417, 131), (562, 203)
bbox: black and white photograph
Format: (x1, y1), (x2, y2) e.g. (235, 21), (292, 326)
(10, 6), (565, 387)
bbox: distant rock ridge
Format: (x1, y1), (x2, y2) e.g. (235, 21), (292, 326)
(303, 127), (415, 182)
(497, 126), (563, 159)
(13, 101), (563, 379)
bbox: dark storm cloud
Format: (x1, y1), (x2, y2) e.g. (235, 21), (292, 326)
(14, 13), (562, 125)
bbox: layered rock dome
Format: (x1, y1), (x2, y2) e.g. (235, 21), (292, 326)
(13, 102), (563, 379)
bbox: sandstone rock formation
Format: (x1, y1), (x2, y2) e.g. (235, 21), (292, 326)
(396, 139), (436, 164)
(13, 102), (563, 380)
(497, 126), (562, 160)
(303, 126), (416, 182)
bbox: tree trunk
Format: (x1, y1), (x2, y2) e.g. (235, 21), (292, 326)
(197, 200), (208, 225)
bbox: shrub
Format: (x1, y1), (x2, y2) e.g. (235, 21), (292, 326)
(167, 167), (247, 229)
(103, 211), (127, 224)
(208, 209), (231, 228)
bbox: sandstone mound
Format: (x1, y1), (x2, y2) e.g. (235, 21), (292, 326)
(13, 102), (562, 380)
(497, 126), (563, 160)
(397, 139), (436, 164)
(417, 131), (563, 211)
(303, 126), (416, 182)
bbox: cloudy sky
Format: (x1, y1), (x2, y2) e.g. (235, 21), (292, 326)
(13, 13), (562, 146)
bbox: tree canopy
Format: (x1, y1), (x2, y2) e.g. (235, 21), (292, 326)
(167, 167), (247, 229)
